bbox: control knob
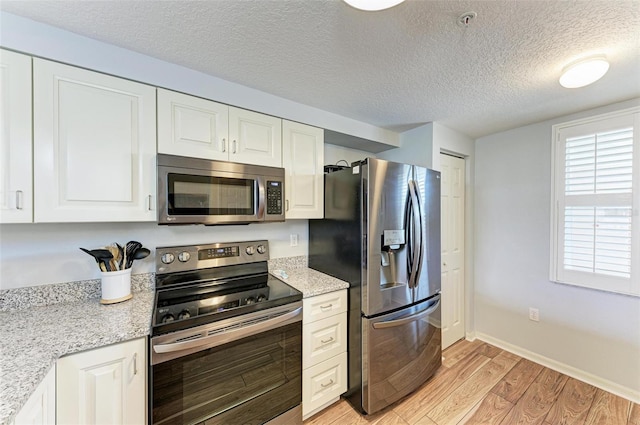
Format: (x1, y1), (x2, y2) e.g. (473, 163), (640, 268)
(178, 310), (191, 320)
(161, 313), (175, 323)
(246, 297), (256, 304)
(178, 251), (191, 262)
(161, 253), (175, 264)
(257, 294), (267, 302)
(256, 244), (266, 254)
(245, 246), (255, 255)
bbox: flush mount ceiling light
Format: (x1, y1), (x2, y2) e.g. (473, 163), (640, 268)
(559, 56), (610, 88)
(343, 0), (405, 11)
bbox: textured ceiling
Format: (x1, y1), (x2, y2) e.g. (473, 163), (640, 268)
(1, 0), (639, 139)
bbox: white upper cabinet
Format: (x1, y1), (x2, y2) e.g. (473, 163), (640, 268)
(157, 88), (229, 160)
(33, 59), (156, 222)
(158, 89), (282, 167)
(282, 121), (324, 219)
(0, 49), (33, 223)
(229, 106), (282, 167)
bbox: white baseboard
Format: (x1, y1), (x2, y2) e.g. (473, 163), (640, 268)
(474, 332), (640, 404)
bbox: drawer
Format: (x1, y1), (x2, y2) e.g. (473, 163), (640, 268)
(303, 313), (346, 368)
(303, 289), (347, 324)
(302, 352), (347, 417)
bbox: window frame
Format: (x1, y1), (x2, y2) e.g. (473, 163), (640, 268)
(550, 106), (640, 297)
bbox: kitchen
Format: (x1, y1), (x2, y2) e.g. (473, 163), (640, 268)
(1, 1), (639, 425)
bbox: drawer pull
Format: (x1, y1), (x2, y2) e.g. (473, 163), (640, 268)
(321, 379), (334, 388)
(321, 337), (334, 344)
(320, 304), (333, 311)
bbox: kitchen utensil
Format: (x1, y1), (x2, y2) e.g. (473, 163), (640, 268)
(107, 244), (121, 271)
(80, 248), (114, 272)
(93, 250), (114, 272)
(126, 246), (149, 269)
(125, 241), (142, 268)
(116, 243), (125, 270)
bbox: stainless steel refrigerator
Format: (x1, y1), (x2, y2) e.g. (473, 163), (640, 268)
(309, 158), (442, 415)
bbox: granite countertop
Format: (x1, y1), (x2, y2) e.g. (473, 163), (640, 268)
(267, 255), (349, 298)
(0, 290), (154, 425)
(0, 257), (348, 424)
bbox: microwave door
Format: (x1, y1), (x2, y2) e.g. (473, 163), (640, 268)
(160, 167), (261, 225)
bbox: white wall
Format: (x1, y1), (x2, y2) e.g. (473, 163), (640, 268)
(324, 143), (375, 166)
(0, 12), (399, 148)
(0, 221), (308, 289)
(474, 98), (640, 400)
(378, 123), (433, 167)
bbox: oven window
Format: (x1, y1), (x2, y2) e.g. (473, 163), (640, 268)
(151, 321), (302, 425)
(168, 173), (255, 216)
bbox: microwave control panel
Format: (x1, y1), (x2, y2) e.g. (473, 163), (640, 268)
(266, 181), (283, 215)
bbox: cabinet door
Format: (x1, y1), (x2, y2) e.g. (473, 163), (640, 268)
(13, 366), (55, 425)
(33, 59), (156, 222)
(0, 49), (33, 223)
(282, 121), (324, 219)
(303, 313), (347, 368)
(57, 338), (146, 425)
(229, 107), (282, 167)
(302, 352), (347, 418)
(157, 88), (229, 160)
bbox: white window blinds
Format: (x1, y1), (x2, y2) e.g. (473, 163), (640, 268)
(552, 108), (639, 296)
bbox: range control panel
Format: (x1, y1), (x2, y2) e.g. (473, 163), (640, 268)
(156, 240), (269, 274)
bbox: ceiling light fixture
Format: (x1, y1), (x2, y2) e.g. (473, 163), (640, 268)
(343, 0), (405, 11)
(559, 56), (610, 88)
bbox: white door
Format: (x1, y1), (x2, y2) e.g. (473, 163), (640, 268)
(0, 49), (33, 223)
(157, 88), (229, 160)
(57, 338), (146, 425)
(33, 59), (156, 222)
(440, 153), (465, 349)
(282, 120), (324, 219)
(229, 106), (282, 167)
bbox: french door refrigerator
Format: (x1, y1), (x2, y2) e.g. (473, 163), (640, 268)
(309, 158), (442, 415)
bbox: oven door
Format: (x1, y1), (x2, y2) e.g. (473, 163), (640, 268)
(150, 302), (302, 425)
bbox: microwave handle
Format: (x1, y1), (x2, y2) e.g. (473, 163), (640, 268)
(257, 178), (265, 219)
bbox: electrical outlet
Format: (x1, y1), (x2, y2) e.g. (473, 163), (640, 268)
(290, 234), (298, 247)
(529, 307), (539, 322)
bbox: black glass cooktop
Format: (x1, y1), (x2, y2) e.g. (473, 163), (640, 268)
(152, 272), (301, 336)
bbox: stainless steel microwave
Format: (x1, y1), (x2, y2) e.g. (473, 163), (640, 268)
(157, 154), (285, 225)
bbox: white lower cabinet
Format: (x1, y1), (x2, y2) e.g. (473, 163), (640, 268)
(13, 366), (56, 425)
(56, 338), (146, 425)
(302, 289), (347, 419)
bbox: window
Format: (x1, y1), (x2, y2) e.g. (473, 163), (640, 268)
(551, 107), (639, 296)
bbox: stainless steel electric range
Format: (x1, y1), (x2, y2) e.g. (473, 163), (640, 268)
(149, 240), (303, 425)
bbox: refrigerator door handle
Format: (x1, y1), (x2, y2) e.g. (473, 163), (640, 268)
(372, 296), (440, 329)
(407, 179), (423, 289)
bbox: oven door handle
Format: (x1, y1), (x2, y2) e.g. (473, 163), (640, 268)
(153, 306), (302, 354)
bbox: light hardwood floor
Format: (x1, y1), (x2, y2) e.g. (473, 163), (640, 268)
(303, 339), (640, 425)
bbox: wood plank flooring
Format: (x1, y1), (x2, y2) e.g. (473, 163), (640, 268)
(303, 339), (639, 425)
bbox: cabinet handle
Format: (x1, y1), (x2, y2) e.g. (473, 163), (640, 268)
(286, 200), (289, 211)
(320, 304), (333, 311)
(233, 140), (237, 154)
(147, 195), (153, 211)
(16, 190), (23, 210)
(321, 379), (334, 388)
(321, 337), (334, 344)
(133, 353), (138, 375)
(222, 138), (227, 152)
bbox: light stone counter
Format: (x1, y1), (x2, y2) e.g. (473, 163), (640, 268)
(0, 285), (154, 425)
(268, 256), (350, 297)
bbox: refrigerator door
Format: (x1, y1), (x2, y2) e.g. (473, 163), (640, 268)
(361, 294), (442, 414)
(362, 159), (441, 317)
